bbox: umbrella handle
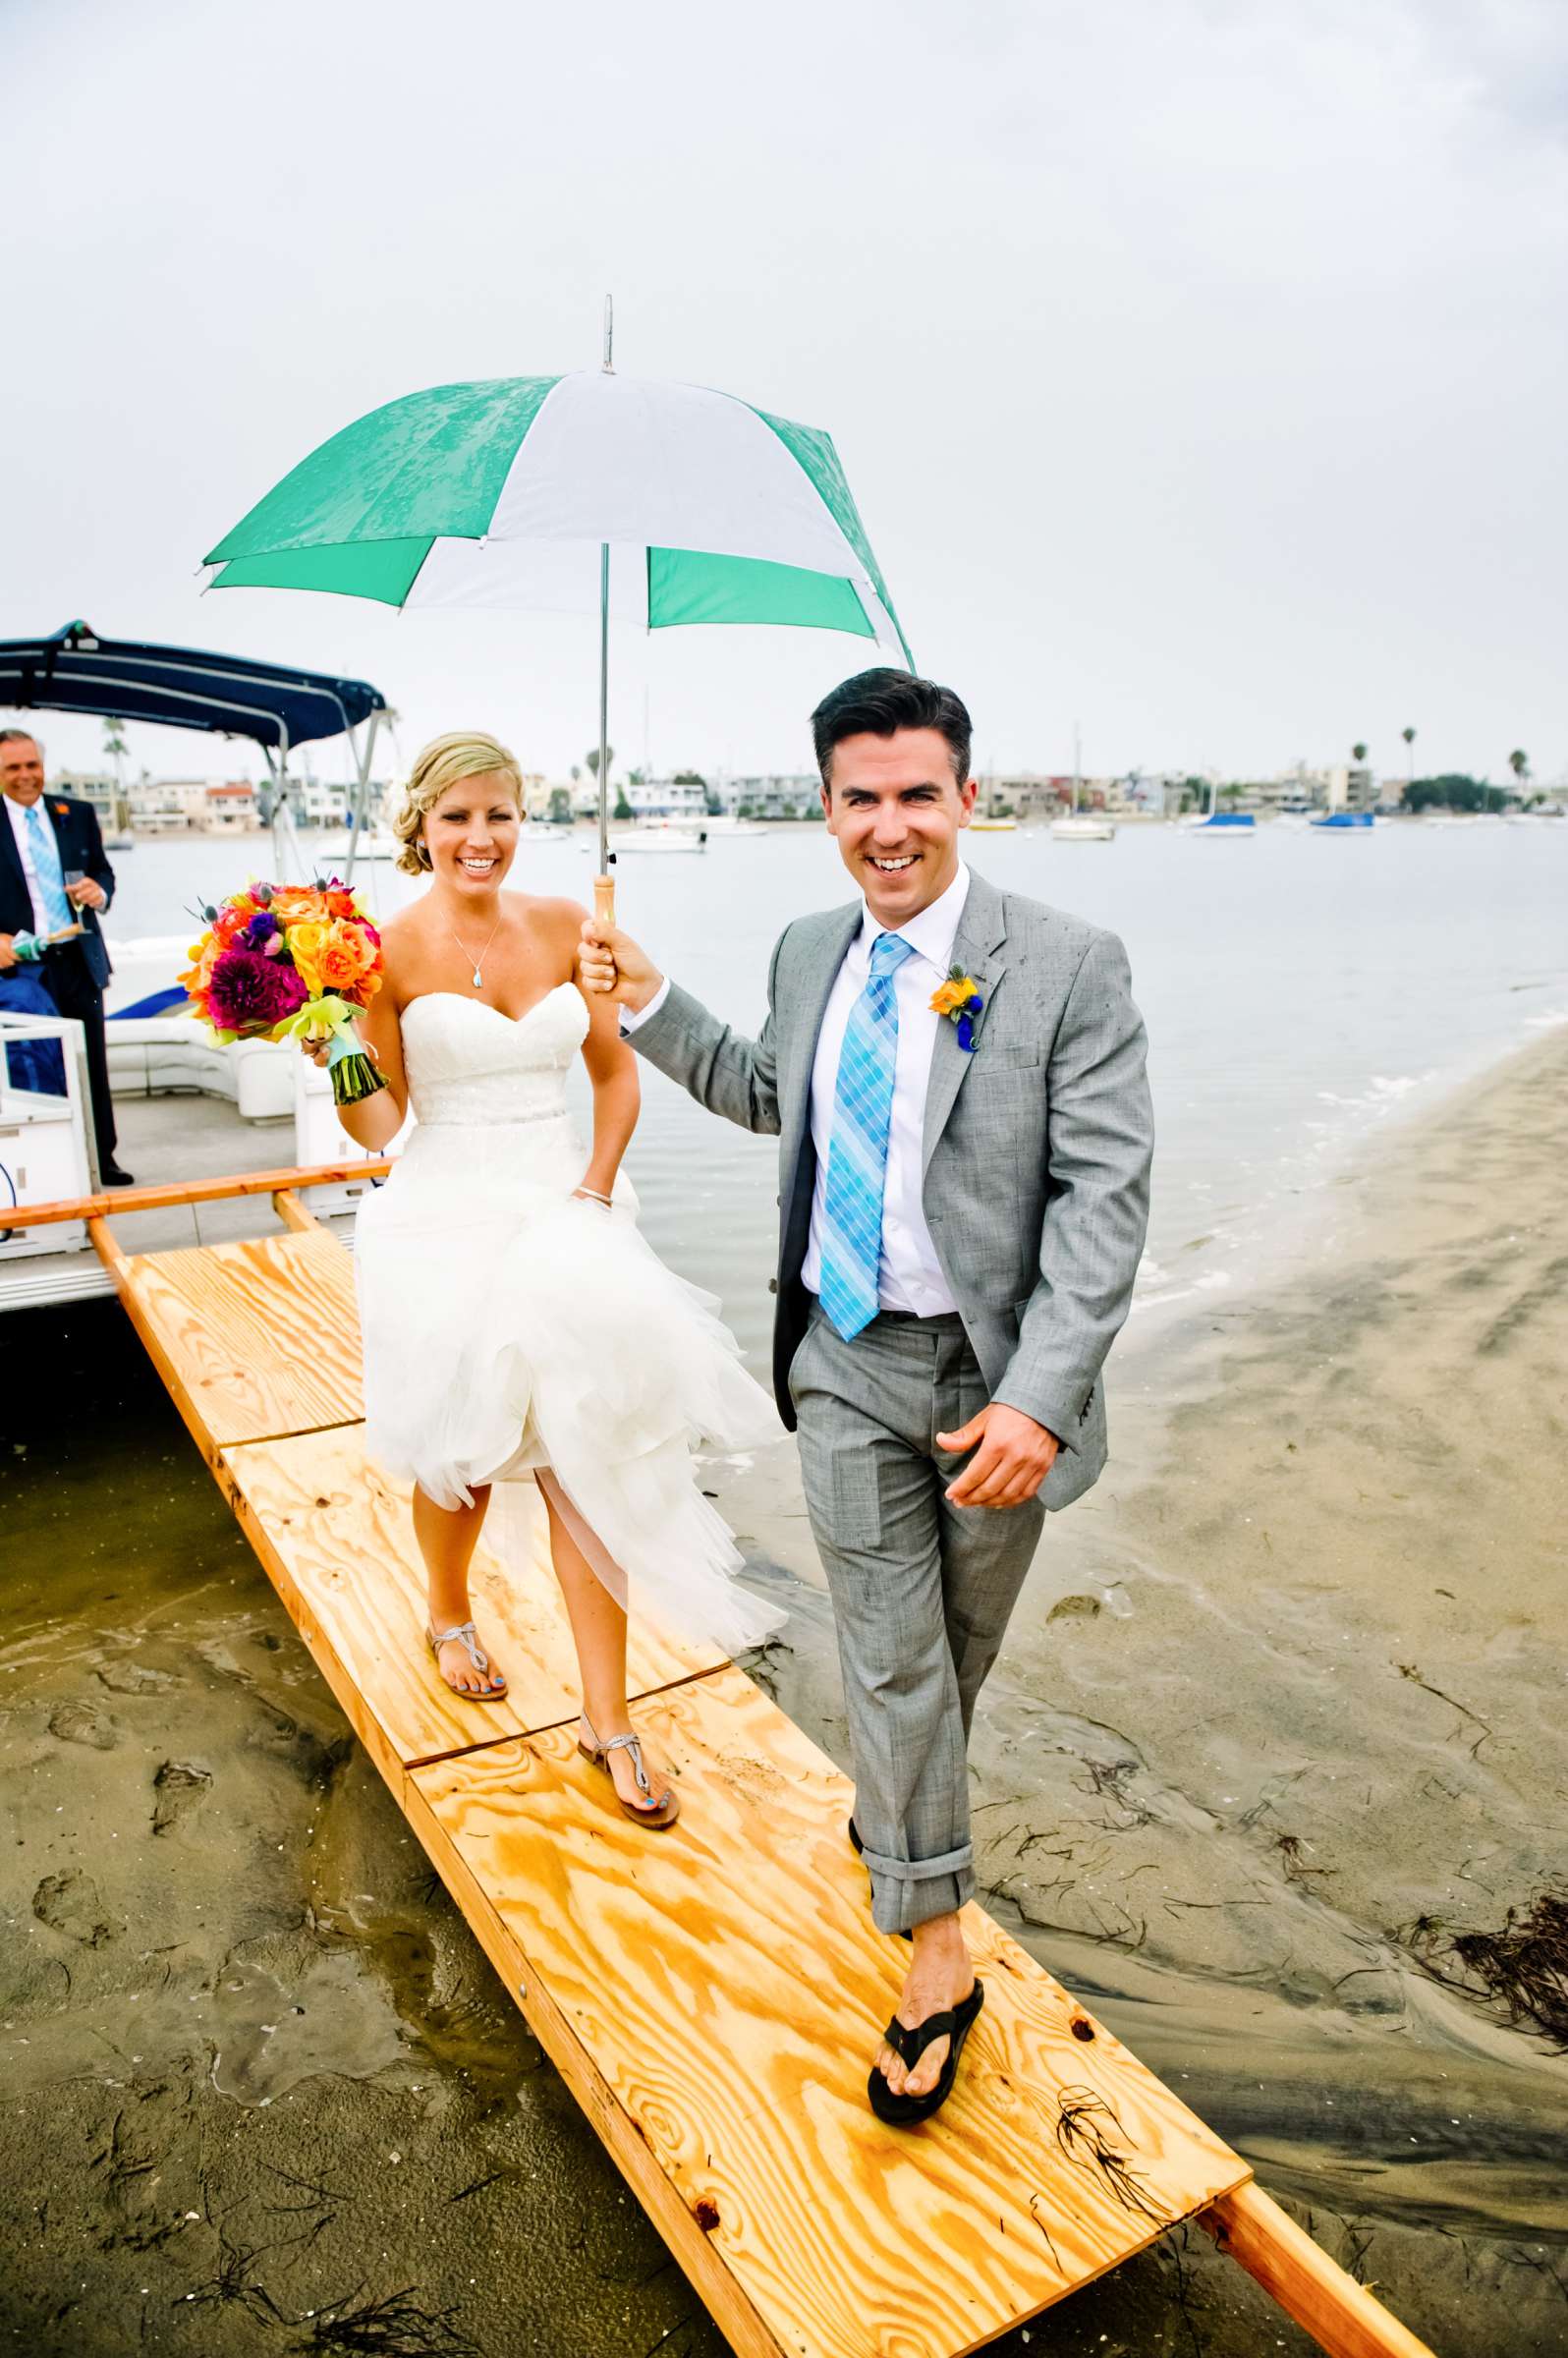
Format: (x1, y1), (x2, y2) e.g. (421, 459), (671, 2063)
(593, 872), (616, 931)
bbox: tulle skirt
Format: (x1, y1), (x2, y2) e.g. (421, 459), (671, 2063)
(354, 1110), (786, 1656)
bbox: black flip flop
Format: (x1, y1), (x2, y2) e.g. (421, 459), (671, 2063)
(868, 1980), (984, 2126)
(847, 1817), (913, 1941)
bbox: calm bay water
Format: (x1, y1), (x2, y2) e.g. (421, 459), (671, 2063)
(104, 819), (1568, 1367)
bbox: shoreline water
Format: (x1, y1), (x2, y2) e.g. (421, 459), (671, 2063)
(1, 1030), (1564, 2354)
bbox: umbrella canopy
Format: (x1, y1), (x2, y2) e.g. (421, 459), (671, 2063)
(201, 370), (912, 667)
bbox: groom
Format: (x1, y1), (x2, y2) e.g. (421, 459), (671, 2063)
(581, 669), (1152, 2120)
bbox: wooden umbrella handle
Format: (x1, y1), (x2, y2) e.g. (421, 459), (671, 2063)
(593, 872), (616, 931)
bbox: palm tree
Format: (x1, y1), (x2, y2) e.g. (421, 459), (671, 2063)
(1402, 725), (1417, 786)
(1508, 749), (1530, 790)
(1351, 742), (1368, 764)
(585, 746), (614, 781)
(102, 716), (131, 830)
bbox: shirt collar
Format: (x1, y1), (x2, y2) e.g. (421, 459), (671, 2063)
(858, 861), (972, 975)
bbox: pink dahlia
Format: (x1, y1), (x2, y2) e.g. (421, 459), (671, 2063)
(205, 945), (309, 1036)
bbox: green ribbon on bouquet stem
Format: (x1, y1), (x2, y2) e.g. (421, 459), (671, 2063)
(280, 993), (387, 1106)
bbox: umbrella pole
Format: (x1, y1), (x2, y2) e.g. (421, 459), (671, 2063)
(592, 292), (616, 932)
(594, 538), (614, 931)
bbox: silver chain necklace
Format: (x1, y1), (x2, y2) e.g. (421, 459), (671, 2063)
(447, 912), (503, 989)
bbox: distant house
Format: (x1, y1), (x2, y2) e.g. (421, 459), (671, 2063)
(202, 780), (258, 831)
(722, 773), (820, 818)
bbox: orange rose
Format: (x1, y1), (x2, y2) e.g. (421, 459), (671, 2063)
(930, 977), (977, 1018)
(311, 922), (377, 997)
(270, 887), (330, 926)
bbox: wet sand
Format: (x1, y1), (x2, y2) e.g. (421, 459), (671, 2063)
(2, 1028), (1565, 2355)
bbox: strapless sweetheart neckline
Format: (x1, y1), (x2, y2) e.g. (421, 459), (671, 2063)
(402, 981), (580, 1031)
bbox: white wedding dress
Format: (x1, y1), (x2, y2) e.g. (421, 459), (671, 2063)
(354, 983), (785, 1655)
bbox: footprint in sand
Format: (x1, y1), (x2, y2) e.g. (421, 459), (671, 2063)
(1047, 1593), (1104, 1624)
(32, 1871), (123, 1946)
(96, 1661), (176, 1697)
(151, 1760), (213, 1836)
(48, 1700), (120, 1750)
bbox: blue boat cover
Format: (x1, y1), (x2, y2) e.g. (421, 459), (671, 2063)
(0, 620), (385, 752)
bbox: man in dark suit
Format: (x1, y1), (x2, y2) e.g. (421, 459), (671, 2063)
(0, 728), (133, 1184)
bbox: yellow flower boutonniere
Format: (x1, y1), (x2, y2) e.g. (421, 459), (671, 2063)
(930, 968), (984, 1051)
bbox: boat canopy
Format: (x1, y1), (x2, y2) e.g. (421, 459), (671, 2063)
(0, 619), (386, 754)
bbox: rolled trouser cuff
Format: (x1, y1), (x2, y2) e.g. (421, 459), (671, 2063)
(859, 1838), (975, 1935)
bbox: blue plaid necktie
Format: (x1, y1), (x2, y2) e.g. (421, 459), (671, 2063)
(818, 930), (917, 1340)
(25, 804), (73, 932)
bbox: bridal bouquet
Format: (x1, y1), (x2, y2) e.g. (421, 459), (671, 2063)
(180, 879), (387, 1104)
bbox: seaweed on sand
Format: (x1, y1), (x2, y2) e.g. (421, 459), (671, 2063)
(1405, 1886), (1568, 2049)
(302, 2286), (482, 2355)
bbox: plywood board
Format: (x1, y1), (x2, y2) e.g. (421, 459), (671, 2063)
(121, 1227), (363, 1443)
(219, 1423), (729, 1773)
(411, 1668), (1251, 2358)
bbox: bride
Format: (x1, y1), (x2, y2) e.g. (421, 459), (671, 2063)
(306, 729), (784, 1826)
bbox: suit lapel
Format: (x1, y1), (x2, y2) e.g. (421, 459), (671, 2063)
(781, 902), (862, 1176)
(0, 801), (25, 893)
(922, 869), (1009, 1172)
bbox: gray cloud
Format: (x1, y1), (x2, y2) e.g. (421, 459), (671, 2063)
(6, 0), (1563, 787)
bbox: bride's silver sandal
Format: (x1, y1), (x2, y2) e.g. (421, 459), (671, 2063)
(425, 1620), (508, 1702)
(578, 1712), (680, 1828)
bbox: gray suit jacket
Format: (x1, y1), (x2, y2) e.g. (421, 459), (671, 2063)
(628, 867), (1153, 1508)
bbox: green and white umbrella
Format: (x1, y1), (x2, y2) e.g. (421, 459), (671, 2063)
(202, 316), (911, 886)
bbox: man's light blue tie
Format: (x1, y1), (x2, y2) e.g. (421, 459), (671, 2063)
(818, 930), (916, 1341)
(25, 804), (73, 933)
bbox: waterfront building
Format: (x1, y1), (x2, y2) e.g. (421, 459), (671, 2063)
(202, 781), (259, 830)
(49, 766), (125, 829)
(722, 773), (822, 818)
(1326, 764), (1377, 814)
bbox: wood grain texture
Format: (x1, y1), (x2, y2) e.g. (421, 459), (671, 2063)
(1198, 2185), (1436, 2358)
(411, 1668), (1252, 2358)
(17, 1152), (393, 1229)
(219, 1423), (728, 1768)
(121, 1228), (364, 1442)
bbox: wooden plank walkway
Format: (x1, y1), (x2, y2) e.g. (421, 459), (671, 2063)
(18, 1169), (1437, 2358)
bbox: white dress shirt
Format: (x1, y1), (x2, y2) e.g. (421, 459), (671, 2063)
(801, 862), (969, 1315)
(4, 790), (63, 927)
(625, 861), (971, 1318)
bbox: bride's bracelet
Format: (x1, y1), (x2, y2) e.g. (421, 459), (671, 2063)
(574, 1187), (613, 1207)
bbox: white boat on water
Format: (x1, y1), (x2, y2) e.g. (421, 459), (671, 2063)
(312, 826), (401, 864)
(702, 814), (771, 837)
(1049, 730), (1116, 840)
(971, 815), (1018, 833)
(604, 825), (707, 854)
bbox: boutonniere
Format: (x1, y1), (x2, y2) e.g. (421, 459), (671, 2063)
(930, 967), (984, 1052)
(54, 803), (71, 818)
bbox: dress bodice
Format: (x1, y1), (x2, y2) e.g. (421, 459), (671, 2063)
(399, 983), (588, 1126)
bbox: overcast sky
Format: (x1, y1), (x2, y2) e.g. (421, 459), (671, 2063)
(7, 0), (1565, 789)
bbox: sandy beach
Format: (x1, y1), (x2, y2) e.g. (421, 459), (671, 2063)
(2, 1025), (1564, 2357)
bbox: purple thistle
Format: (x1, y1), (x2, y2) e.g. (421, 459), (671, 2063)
(205, 946), (308, 1036)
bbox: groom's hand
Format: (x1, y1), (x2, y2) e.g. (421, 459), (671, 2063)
(579, 917), (664, 1014)
(937, 1403), (1059, 1508)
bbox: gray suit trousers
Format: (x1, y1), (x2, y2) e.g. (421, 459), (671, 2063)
(789, 1302), (1044, 1935)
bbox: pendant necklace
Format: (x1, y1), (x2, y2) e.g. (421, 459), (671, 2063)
(448, 913), (502, 989)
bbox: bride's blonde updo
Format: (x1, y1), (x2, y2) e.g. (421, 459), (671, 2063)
(392, 730), (526, 875)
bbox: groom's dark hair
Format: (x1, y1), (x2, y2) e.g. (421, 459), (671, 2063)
(811, 668), (973, 789)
